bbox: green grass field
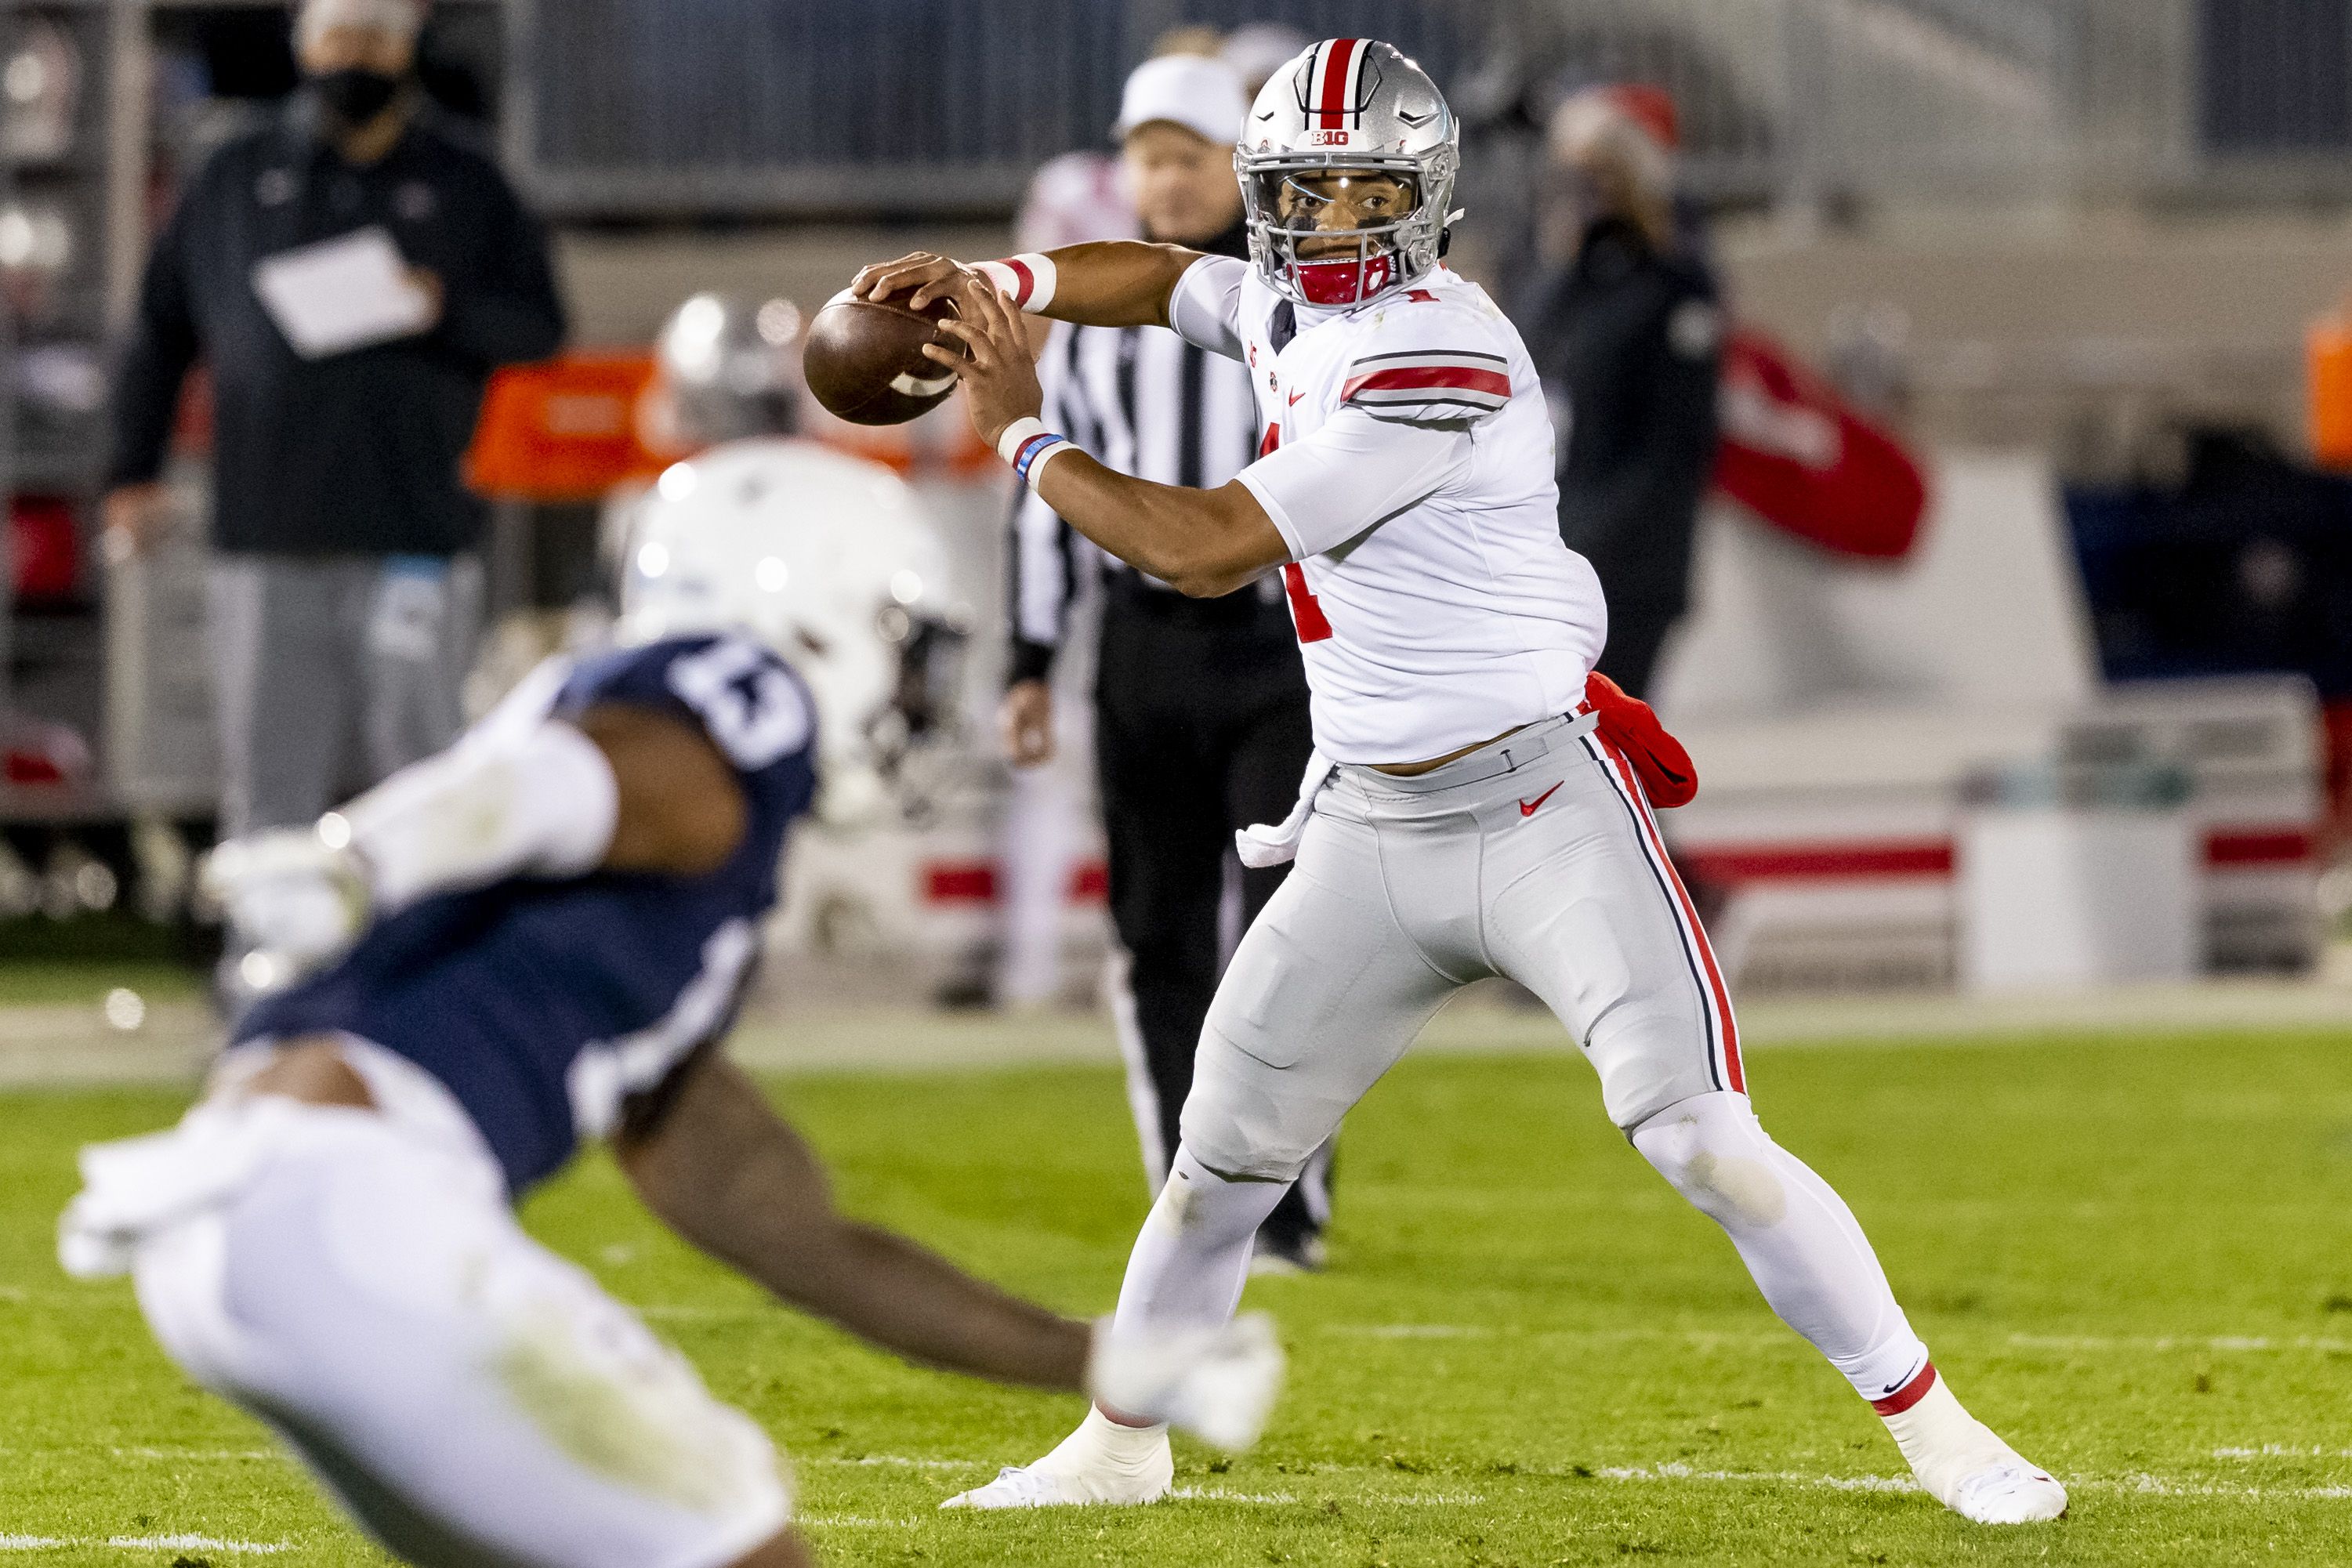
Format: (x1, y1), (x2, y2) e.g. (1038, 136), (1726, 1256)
(4, 1028), (2351, 1565)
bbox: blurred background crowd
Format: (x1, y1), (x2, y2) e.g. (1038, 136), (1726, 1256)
(4, 0), (2352, 1023)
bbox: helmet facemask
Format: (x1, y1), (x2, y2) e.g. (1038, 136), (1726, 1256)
(1241, 162), (1435, 307)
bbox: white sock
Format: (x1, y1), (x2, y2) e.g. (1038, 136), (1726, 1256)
(1878, 1368), (2016, 1499)
(1036, 1407), (1169, 1476)
(1631, 1092), (1930, 1400)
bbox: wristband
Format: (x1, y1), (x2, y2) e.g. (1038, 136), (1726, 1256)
(998, 416), (1075, 491)
(975, 252), (1057, 313)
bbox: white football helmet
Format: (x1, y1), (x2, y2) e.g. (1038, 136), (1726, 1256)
(1237, 38), (1460, 308)
(651, 292), (804, 450)
(617, 439), (968, 823)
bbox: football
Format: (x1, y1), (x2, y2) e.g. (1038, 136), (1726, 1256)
(802, 289), (964, 425)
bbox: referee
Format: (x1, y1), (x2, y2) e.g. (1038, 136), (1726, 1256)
(1002, 53), (1332, 1273)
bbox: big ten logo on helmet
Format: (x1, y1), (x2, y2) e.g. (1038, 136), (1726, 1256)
(1309, 129), (1352, 147)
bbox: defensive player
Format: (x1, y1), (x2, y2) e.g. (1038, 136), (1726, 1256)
(60, 541), (1281, 1566)
(852, 38), (2065, 1525)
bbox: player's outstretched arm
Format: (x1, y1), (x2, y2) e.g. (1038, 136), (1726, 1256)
(618, 1052), (1093, 1391)
(925, 282), (1288, 598)
(204, 698), (756, 972)
(853, 243), (1198, 331)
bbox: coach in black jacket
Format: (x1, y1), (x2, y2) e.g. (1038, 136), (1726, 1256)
(105, 0), (564, 838)
(1518, 89), (1722, 700)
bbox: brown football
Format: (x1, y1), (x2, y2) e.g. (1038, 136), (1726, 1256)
(801, 290), (964, 425)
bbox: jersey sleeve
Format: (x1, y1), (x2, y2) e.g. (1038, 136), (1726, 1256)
(1338, 298), (1517, 427)
(1168, 254), (1248, 362)
(1236, 405), (1473, 561)
(556, 635), (819, 823)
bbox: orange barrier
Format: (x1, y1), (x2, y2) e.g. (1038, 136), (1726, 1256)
(465, 353), (667, 502)
(466, 353), (1005, 502)
(2308, 314), (2352, 472)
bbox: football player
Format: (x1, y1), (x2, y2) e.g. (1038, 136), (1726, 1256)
(60, 490), (1281, 1567)
(853, 37), (2064, 1525)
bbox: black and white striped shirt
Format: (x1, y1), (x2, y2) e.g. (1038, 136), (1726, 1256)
(1006, 312), (1266, 682)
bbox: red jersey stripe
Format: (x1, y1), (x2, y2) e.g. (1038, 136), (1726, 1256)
(1343, 364), (1513, 400)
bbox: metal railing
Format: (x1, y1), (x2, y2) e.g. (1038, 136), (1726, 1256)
(502, 0), (2352, 219)
(505, 0), (1478, 217)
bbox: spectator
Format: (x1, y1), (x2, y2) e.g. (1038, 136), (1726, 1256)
(1518, 87), (1723, 698)
(1219, 22), (1310, 98)
(103, 0), (565, 838)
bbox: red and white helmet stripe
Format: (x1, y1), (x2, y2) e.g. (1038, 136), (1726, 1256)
(1306, 37), (1372, 129)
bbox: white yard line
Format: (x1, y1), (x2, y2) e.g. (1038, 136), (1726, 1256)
(805, 1456), (979, 1470)
(0, 1536), (288, 1555)
(1322, 1325), (2352, 1355)
(1582, 1464), (2352, 1502)
(2009, 1333), (2352, 1355)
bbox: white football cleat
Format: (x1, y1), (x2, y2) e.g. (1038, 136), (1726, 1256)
(1879, 1367), (2067, 1524)
(940, 1413), (1173, 1509)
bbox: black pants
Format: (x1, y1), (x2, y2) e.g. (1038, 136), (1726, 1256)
(1093, 580), (1329, 1244)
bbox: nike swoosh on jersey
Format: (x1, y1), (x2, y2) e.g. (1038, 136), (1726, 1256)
(1518, 782), (1563, 817)
(1288, 390), (1305, 405)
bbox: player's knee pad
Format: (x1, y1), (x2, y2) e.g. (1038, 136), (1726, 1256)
(1150, 1147), (1294, 1248)
(1176, 1053), (1328, 1184)
(1628, 1091), (1792, 1236)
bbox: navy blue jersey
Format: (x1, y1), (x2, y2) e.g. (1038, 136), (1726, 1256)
(237, 635), (818, 1195)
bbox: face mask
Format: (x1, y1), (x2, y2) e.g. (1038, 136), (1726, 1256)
(313, 67), (404, 126)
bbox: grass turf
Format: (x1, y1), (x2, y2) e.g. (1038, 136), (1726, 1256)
(2, 1028), (2350, 1564)
(0, 962), (203, 1010)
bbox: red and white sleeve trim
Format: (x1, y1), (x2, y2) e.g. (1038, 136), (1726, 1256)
(976, 253), (1057, 313)
(1340, 349), (1513, 420)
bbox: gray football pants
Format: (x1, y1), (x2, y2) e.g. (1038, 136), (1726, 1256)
(208, 556), (483, 838)
(1125, 711), (1933, 1403)
(1180, 708), (1742, 1183)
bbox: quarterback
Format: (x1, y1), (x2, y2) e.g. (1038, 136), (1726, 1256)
(854, 38), (2065, 1525)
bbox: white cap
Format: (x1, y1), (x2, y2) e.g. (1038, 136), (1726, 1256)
(1113, 53), (1246, 147)
(298, 0), (427, 49)
(1221, 23), (1311, 95)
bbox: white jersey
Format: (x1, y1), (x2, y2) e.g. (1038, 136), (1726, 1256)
(1169, 256), (1605, 764)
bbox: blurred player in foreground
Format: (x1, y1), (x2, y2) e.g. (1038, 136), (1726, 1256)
(853, 37), (2065, 1526)
(58, 485), (1281, 1567)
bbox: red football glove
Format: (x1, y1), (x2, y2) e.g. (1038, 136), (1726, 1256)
(1582, 673), (1698, 809)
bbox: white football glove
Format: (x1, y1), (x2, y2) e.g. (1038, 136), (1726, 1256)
(1085, 1312), (1284, 1452)
(201, 826), (371, 977)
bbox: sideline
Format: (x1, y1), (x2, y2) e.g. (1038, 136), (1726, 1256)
(2, 973), (2347, 1089)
